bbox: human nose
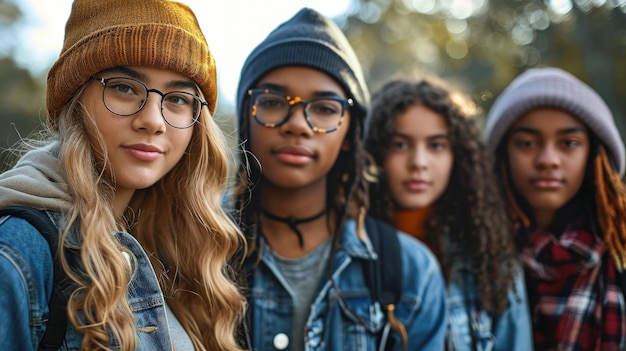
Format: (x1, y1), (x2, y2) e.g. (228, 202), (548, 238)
(132, 91), (166, 133)
(535, 143), (561, 169)
(409, 145), (427, 170)
(280, 102), (313, 136)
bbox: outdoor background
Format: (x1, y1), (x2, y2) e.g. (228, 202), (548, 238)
(1, 0), (625, 170)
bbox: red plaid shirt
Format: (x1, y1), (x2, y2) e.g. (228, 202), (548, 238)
(521, 228), (626, 351)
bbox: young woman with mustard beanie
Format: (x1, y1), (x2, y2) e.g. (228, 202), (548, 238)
(0, 1), (246, 350)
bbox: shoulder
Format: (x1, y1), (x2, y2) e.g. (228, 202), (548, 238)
(397, 231), (440, 275)
(0, 214), (54, 314)
(0, 214), (53, 261)
(0, 214), (55, 289)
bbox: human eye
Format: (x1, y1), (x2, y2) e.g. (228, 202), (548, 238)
(429, 139), (450, 151)
(164, 92), (193, 106)
(512, 137), (536, 150)
(256, 94), (286, 109)
(106, 78), (141, 96)
(389, 137), (409, 151)
(309, 100), (341, 116)
(561, 139), (582, 149)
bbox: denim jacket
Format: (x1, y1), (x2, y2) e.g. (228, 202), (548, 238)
(0, 210), (175, 350)
(245, 218), (447, 351)
(446, 263), (533, 351)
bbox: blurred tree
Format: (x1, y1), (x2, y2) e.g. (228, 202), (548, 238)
(0, 0), (21, 27)
(0, 0), (46, 170)
(2, 0), (625, 172)
(341, 0), (626, 138)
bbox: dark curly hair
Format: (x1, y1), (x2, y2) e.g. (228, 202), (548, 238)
(365, 78), (517, 315)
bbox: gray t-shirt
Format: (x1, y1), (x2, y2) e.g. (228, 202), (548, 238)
(165, 302), (195, 351)
(271, 238), (332, 351)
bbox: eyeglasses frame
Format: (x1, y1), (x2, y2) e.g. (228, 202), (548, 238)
(247, 88), (354, 134)
(92, 76), (208, 129)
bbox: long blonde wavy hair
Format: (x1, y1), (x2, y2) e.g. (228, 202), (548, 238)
(53, 83), (246, 351)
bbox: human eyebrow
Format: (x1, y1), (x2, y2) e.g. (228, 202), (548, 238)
(256, 83), (287, 94)
(310, 91), (345, 99)
(98, 66), (197, 92)
(98, 66), (148, 81)
(426, 133), (450, 141)
(256, 83), (344, 99)
(390, 131), (412, 140)
(165, 80), (197, 92)
(556, 126), (587, 136)
(510, 126), (540, 136)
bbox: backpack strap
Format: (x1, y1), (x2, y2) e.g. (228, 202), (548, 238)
(0, 206), (68, 351)
(364, 216), (403, 351)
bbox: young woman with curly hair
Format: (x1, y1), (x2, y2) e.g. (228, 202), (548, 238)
(365, 78), (532, 351)
(0, 1), (245, 350)
(232, 8), (447, 351)
(486, 67), (626, 351)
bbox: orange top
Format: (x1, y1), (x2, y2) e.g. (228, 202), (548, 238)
(393, 207), (434, 251)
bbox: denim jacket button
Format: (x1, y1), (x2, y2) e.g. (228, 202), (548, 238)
(273, 333), (289, 350)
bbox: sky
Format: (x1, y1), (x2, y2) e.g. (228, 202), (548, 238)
(11, 0), (352, 109)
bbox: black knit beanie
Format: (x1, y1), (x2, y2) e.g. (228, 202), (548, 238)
(236, 7), (369, 129)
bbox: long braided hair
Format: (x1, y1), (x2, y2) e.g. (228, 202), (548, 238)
(233, 86), (413, 349)
(232, 94), (371, 250)
(497, 133), (626, 271)
(366, 78), (517, 316)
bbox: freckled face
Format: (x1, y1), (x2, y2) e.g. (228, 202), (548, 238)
(506, 108), (590, 223)
(384, 104), (453, 210)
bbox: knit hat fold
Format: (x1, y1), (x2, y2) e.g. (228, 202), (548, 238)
(236, 7), (369, 126)
(46, 0), (217, 126)
(485, 67), (625, 176)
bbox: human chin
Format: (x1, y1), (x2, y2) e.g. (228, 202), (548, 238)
(395, 192), (434, 210)
(523, 190), (572, 214)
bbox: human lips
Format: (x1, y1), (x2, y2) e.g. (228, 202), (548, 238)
(531, 176), (564, 189)
(272, 145), (315, 165)
(403, 179), (430, 192)
(123, 143), (164, 161)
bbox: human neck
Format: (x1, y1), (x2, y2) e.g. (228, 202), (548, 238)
(533, 210), (555, 232)
(113, 188), (134, 217)
(260, 182), (331, 258)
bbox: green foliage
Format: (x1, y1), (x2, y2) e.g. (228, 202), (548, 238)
(1, 0), (625, 171)
(343, 0), (626, 139)
(0, 0), (21, 26)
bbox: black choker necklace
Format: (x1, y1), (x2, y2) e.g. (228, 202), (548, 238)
(262, 209), (326, 248)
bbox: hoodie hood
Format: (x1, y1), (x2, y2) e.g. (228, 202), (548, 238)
(0, 141), (71, 212)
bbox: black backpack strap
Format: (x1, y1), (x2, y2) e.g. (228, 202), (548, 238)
(0, 206), (68, 351)
(364, 216), (403, 351)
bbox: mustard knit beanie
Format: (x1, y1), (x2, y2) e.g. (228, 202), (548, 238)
(485, 67), (625, 176)
(46, 0), (216, 127)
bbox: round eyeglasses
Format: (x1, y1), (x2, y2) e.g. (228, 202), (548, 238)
(92, 77), (207, 129)
(248, 88), (353, 134)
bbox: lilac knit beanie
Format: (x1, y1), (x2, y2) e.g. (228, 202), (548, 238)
(485, 67), (625, 176)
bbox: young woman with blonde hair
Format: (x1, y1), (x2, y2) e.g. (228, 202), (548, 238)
(0, 1), (245, 350)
